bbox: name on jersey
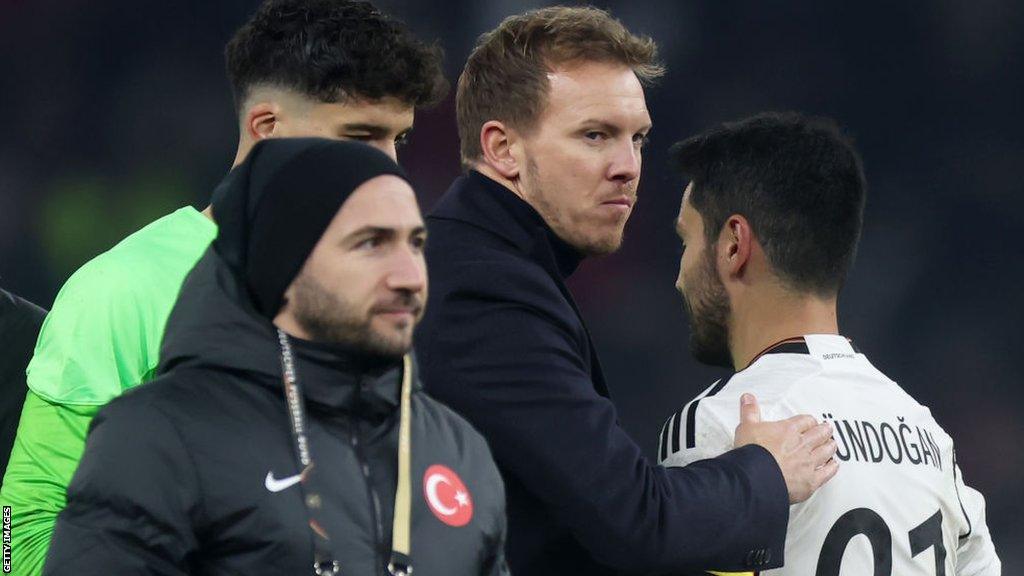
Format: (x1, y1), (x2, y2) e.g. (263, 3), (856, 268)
(822, 413), (943, 471)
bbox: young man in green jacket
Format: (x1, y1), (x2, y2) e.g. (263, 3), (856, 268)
(0, 1), (447, 573)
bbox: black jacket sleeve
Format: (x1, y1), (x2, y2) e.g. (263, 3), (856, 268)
(419, 259), (788, 574)
(43, 392), (200, 575)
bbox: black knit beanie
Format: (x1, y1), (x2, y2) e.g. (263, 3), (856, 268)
(210, 138), (409, 318)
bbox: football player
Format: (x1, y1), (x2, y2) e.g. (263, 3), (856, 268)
(660, 112), (1000, 575)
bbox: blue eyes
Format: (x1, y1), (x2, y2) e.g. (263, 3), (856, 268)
(584, 132), (649, 147)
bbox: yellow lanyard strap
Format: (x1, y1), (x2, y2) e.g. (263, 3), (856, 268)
(387, 355), (413, 575)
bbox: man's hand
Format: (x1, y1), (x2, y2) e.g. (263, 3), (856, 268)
(734, 393), (838, 504)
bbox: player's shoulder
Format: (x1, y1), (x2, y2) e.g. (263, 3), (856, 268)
(658, 375), (735, 464)
(859, 373), (952, 445)
(27, 208), (215, 404)
(57, 207), (212, 296)
(426, 231), (570, 321)
(658, 348), (825, 465)
(103, 206), (215, 270)
(704, 351), (824, 419)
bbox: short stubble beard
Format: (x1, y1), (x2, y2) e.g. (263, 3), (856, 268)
(682, 246), (734, 369)
(522, 157), (626, 256)
(289, 272), (414, 360)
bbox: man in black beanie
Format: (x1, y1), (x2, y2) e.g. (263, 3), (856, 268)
(2, 4), (449, 572)
(44, 139), (509, 576)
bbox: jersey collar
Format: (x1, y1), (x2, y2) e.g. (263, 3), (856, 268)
(750, 334), (860, 366)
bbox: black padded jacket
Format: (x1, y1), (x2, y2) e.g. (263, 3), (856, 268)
(45, 246), (510, 576)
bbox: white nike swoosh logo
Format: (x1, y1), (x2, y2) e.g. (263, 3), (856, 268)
(265, 471), (303, 493)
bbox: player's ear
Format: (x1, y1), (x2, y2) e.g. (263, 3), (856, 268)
(721, 214), (753, 277)
(245, 101), (280, 141)
(479, 120), (520, 180)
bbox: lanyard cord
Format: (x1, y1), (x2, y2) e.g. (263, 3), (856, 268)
(388, 354), (413, 575)
(277, 329), (414, 576)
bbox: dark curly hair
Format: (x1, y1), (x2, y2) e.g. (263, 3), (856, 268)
(225, 0), (448, 110)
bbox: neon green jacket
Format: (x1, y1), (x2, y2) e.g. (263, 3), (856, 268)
(0, 207), (216, 575)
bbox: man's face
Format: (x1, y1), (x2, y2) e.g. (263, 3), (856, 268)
(675, 184), (733, 368)
(285, 175), (427, 359)
(271, 94), (415, 161)
(514, 61), (651, 255)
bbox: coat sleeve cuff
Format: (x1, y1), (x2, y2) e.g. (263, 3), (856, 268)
(717, 444), (789, 570)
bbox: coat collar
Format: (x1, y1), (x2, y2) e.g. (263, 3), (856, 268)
(431, 170), (584, 280)
(159, 240), (407, 423)
(430, 171), (611, 399)
(287, 336), (404, 421)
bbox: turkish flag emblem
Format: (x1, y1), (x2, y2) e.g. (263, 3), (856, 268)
(423, 464), (473, 527)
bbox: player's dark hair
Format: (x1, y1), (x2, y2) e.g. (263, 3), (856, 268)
(225, 0), (448, 111)
(671, 112), (866, 296)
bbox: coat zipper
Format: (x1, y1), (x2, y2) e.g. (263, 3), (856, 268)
(350, 385), (387, 575)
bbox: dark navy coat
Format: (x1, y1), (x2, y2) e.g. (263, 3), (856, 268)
(417, 171), (790, 575)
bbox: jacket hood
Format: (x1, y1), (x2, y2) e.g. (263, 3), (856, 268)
(158, 138), (414, 416)
(158, 245), (282, 379)
(159, 244), (406, 417)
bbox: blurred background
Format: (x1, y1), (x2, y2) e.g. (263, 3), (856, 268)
(2, 0), (1021, 567)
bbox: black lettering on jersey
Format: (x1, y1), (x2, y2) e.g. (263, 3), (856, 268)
(900, 418), (923, 465)
(816, 508), (892, 576)
(843, 420), (868, 462)
(924, 428), (942, 470)
(825, 413), (852, 461)
(879, 422), (903, 464)
(862, 422), (884, 463)
(918, 426), (935, 468)
(909, 509), (947, 575)
(818, 508), (947, 576)
(824, 415), (942, 471)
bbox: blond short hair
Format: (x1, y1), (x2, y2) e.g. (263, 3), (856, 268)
(456, 6), (664, 165)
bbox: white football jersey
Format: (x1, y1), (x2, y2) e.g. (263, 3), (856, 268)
(659, 334), (1000, 576)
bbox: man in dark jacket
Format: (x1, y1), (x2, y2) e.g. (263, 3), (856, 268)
(45, 139), (509, 576)
(0, 288), (45, 481)
(416, 7), (838, 575)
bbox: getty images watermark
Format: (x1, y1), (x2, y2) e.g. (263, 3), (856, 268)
(2, 505), (10, 573)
